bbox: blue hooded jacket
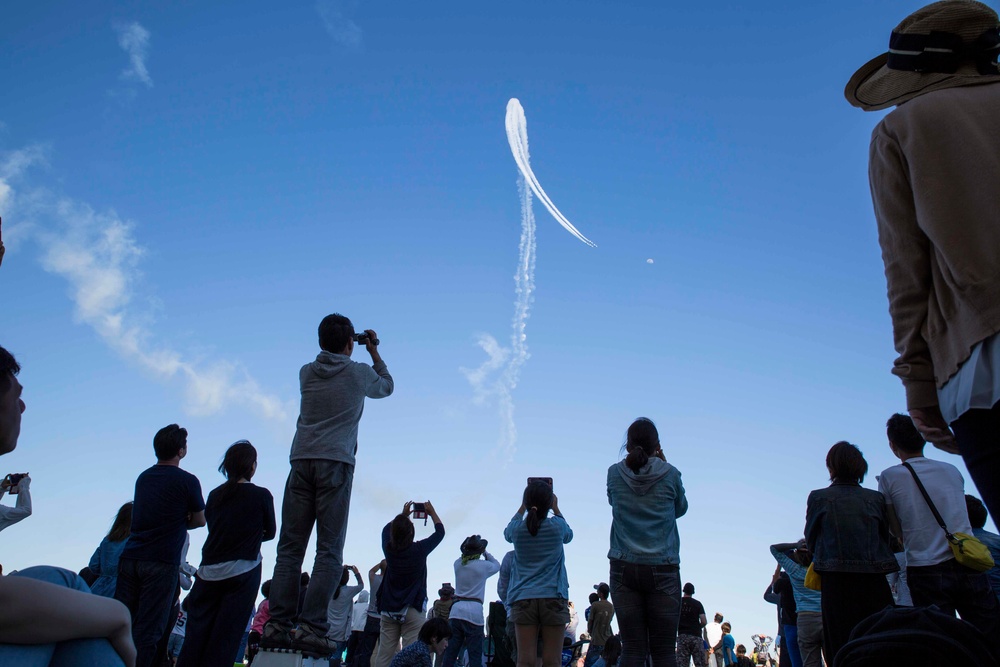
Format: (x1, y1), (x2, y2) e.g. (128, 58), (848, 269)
(607, 458), (687, 564)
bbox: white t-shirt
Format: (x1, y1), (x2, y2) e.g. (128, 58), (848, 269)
(448, 554), (501, 626)
(878, 456), (972, 567)
(170, 609), (188, 638)
(706, 621), (723, 650)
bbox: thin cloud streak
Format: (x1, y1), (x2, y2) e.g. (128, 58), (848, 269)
(114, 21), (153, 87)
(1, 146), (289, 421)
(316, 0), (363, 48)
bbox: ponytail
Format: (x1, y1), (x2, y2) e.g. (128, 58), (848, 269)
(623, 417), (660, 473)
(526, 506), (542, 536)
(522, 480), (553, 537)
(625, 447), (649, 474)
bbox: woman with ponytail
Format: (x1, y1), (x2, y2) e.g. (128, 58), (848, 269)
(177, 440), (276, 667)
(504, 479), (574, 667)
(607, 418), (688, 667)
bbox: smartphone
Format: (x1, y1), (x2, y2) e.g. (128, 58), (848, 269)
(527, 476), (553, 491)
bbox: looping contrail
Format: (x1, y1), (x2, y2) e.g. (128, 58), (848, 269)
(505, 98), (597, 248)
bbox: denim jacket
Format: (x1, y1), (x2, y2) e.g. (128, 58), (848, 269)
(804, 482), (899, 574)
(607, 459), (687, 565)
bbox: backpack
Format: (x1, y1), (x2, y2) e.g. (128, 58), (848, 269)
(486, 602), (515, 667)
(833, 605), (998, 667)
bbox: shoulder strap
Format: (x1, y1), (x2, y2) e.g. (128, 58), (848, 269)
(902, 462), (952, 537)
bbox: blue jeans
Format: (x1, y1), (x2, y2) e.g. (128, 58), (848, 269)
(442, 619), (483, 667)
(907, 558), (1000, 637)
(584, 644), (603, 667)
(609, 559), (681, 667)
(781, 625), (802, 667)
(0, 566), (124, 666)
(114, 557), (181, 667)
(177, 563), (262, 667)
(268, 459), (354, 635)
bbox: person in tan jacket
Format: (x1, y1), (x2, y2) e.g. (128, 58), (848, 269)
(846, 0), (1000, 522)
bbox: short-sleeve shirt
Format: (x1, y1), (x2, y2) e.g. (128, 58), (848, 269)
(122, 464), (205, 565)
(677, 596), (705, 637)
(878, 457), (971, 567)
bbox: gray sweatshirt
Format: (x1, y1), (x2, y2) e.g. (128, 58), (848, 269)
(289, 351), (394, 465)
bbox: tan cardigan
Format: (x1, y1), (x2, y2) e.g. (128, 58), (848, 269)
(868, 81), (1000, 410)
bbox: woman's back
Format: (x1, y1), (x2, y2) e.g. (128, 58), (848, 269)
(607, 459), (686, 564)
(88, 536), (128, 597)
(504, 513), (573, 603)
(201, 482), (276, 566)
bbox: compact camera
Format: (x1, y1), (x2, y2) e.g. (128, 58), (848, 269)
(412, 502), (428, 525)
(5, 473), (26, 495)
(352, 332), (379, 346)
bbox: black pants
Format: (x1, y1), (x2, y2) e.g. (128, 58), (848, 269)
(818, 572), (892, 666)
(177, 564), (262, 667)
(952, 400), (1000, 527)
(353, 615), (382, 667)
(907, 559), (1000, 637)
(115, 558), (181, 667)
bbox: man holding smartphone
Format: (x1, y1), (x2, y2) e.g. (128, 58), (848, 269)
(264, 313), (394, 657)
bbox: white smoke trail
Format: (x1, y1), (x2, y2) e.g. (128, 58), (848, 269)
(505, 98), (597, 248)
(1, 145), (290, 422)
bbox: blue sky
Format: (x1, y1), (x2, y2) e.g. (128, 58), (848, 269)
(2, 0), (996, 645)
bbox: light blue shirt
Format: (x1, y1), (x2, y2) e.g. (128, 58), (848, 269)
(769, 546), (822, 614)
(504, 513), (573, 603)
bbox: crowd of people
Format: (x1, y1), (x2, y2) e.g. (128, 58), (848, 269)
(5, 2), (1000, 666)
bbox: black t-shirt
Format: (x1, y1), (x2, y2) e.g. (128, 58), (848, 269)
(201, 482), (276, 566)
(122, 465), (205, 565)
(678, 595), (706, 637)
(772, 572), (798, 625)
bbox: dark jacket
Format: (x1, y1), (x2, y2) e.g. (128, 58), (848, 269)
(805, 482), (899, 574)
(378, 521), (445, 614)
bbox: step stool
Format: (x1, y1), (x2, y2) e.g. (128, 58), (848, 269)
(251, 648), (329, 667)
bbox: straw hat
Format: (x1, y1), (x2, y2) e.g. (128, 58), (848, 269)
(845, 0), (1000, 111)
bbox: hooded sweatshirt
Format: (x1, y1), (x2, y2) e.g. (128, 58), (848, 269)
(607, 458), (687, 564)
(290, 351), (394, 465)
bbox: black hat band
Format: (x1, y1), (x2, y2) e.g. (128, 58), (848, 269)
(886, 28), (1000, 75)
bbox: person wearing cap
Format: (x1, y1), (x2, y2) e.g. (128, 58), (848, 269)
(846, 0), (1000, 524)
(429, 584), (456, 621)
(440, 536), (500, 667)
(584, 584), (614, 667)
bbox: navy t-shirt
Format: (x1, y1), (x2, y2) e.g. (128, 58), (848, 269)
(677, 596), (706, 637)
(122, 464), (205, 565)
(201, 482), (276, 566)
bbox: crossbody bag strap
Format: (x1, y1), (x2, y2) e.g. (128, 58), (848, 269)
(902, 461), (953, 538)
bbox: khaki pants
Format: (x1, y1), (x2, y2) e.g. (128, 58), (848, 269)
(374, 608), (424, 667)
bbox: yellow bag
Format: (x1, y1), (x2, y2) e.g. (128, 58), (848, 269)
(948, 532), (996, 573)
(804, 563), (821, 590)
(904, 462), (996, 573)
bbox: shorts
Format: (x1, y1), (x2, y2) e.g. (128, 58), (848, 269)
(508, 598), (570, 626)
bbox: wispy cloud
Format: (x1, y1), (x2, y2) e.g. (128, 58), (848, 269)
(1, 146), (289, 421)
(316, 0), (363, 48)
(113, 21), (153, 88)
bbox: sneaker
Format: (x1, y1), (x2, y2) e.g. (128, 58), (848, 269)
(260, 621), (293, 650)
(291, 625), (337, 658)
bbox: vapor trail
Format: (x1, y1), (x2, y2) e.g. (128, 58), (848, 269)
(505, 98), (597, 248)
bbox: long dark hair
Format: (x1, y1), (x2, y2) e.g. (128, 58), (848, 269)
(217, 440), (257, 502)
(622, 417), (660, 473)
(523, 480), (553, 537)
(333, 566), (351, 600)
(388, 514), (415, 552)
(602, 636), (622, 666)
(107, 501), (133, 543)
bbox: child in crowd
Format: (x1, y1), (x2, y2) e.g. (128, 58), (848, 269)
(166, 597), (189, 665)
(734, 645), (753, 667)
(720, 623), (735, 666)
(247, 580), (272, 665)
(389, 618), (452, 667)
